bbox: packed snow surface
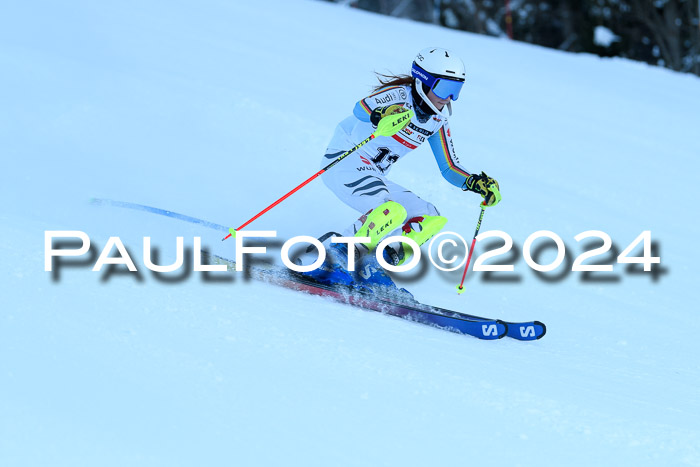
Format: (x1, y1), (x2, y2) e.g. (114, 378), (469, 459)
(2, 1), (699, 465)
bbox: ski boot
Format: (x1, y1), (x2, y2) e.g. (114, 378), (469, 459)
(295, 258), (354, 287)
(352, 252), (416, 300)
(293, 233), (355, 287)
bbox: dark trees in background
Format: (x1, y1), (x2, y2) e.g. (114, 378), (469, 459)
(356, 0), (435, 22)
(327, 0), (700, 76)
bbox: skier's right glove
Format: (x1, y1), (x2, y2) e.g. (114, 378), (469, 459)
(370, 104), (410, 131)
(464, 171), (502, 207)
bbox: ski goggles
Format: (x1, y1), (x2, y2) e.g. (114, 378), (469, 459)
(411, 63), (464, 101)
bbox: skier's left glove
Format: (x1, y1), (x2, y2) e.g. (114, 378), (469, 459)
(370, 104), (409, 130)
(464, 171), (501, 207)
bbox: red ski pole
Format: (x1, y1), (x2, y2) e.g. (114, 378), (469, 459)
(222, 109), (414, 241)
(457, 203), (486, 294)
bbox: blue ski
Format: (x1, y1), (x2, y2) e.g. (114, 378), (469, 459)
(206, 253), (509, 340)
(92, 198), (545, 340)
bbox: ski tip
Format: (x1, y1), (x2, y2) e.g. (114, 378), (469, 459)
(505, 320), (547, 340)
(534, 320), (547, 339)
(474, 320), (508, 340)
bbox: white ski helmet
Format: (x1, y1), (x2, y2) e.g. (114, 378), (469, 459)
(411, 47), (466, 117)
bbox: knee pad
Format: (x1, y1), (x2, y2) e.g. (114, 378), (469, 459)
(402, 216), (448, 246)
(390, 215), (447, 266)
(353, 200), (407, 251)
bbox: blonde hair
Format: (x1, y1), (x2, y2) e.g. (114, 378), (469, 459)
(372, 72), (414, 92)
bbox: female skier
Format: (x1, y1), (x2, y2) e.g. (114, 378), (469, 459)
(301, 47), (501, 286)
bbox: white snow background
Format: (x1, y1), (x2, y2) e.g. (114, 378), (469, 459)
(1, 0), (700, 466)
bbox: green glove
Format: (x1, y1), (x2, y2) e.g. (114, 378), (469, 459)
(370, 104), (410, 129)
(464, 171), (501, 207)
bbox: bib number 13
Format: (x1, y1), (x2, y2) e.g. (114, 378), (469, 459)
(372, 147), (399, 172)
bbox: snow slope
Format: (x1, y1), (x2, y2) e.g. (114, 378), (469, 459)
(2, 0), (700, 465)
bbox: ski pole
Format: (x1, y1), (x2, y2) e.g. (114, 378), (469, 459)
(222, 109), (414, 241)
(456, 202), (486, 294)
